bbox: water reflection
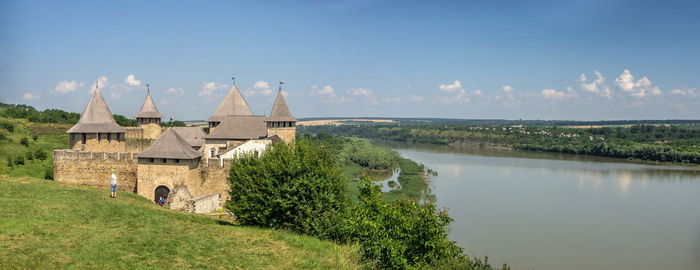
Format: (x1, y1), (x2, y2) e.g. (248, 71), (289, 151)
(376, 140), (700, 270)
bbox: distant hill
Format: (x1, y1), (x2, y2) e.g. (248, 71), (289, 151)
(298, 117), (700, 127)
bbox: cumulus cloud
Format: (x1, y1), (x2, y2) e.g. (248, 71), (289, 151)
(52, 80), (85, 94)
(310, 85), (336, 97)
(579, 71), (613, 98)
(495, 85), (516, 101)
(439, 80), (463, 92)
(197, 81), (227, 96)
(473, 90), (483, 96)
(614, 69), (662, 98)
(245, 81), (275, 96)
(90, 76), (109, 94)
(501, 85), (514, 92)
(347, 88), (378, 104)
(670, 88), (698, 97)
(124, 74), (141, 87)
(166, 87), (184, 97)
(383, 97), (402, 103)
(22, 93), (40, 100)
(542, 87), (577, 100)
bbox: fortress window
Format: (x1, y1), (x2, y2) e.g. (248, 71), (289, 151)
(162, 159), (166, 163)
(175, 159), (180, 164)
(81, 133), (86, 144)
(149, 158), (154, 163)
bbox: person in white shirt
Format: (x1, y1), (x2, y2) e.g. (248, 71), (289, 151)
(110, 169), (117, 198)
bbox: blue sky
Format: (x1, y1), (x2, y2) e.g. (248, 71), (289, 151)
(1, 0), (699, 120)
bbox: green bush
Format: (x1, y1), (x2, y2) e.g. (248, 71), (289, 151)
(340, 177), (467, 269)
(35, 149), (48, 161)
(32, 134), (38, 141)
(14, 156), (25, 165)
(44, 166), (53, 180)
(227, 140), (348, 239)
(6, 157), (12, 168)
(25, 151), (34, 161)
(0, 121), (14, 132)
(20, 137), (29, 147)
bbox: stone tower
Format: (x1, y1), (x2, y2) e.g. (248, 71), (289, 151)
(66, 87), (126, 152)
(207, 84), (253, 133)
(135, 89), (164, 139)
(265, 90), (296, 143)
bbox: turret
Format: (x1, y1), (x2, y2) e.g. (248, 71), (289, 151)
(265, 86), (296, 143)
(66, 83), (126, 152)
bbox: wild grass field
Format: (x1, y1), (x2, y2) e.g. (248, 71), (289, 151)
(0, 117), (68, 178)
(0, 176), (360, 269)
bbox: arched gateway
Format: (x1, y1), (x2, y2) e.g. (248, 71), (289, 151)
(154, 185), (170, 202)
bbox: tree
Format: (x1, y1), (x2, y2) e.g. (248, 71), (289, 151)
(32, 135), (38, 141)
(35, 149), (48, 161)
(20, 137), (29, 147)
(227, 140), (348, 238)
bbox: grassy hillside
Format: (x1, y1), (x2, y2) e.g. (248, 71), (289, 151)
(0, 176), (360, 269)
(0, 117), (68, 178)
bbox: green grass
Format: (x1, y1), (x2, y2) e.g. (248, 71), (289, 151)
(0, 117), (68, 178)
(343, 158), (431, 204)
(0, 176), (360, 269)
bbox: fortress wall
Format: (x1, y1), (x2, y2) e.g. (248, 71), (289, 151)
(137, 158), (200, 201)
(267, 127), (296, 143)
(124, 127), (143, 139)
(125, 138), (155, 153)
(197, 158), (234, 204)
(53, 150), (138, 192)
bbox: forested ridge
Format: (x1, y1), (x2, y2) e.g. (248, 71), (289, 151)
(300, 124), (700, 164)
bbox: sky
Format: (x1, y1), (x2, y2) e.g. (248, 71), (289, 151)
(1, 0), (699, 121)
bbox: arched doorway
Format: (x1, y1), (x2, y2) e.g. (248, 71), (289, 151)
(154, 185), (170, 203)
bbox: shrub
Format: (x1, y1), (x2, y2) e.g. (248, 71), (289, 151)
(25, 151), (34, 161)
(6, 157), (12, 167)
(35, 149), (48, 161)
(0, 121), (13, 132)
(44, 166), (53, 180)
(32, 134), (38, 141)
(340, 177), (467, 269)
(227, 140), (348, 238)
(20, 137), (29, 147)
(14, 156), (25, 165)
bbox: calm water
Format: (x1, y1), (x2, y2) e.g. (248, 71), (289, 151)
(379, 142), (700, 270)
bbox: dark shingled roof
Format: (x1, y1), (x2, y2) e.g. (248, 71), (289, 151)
(135, 93), (163, 119)
(207, 85), (253, 122)
(204, 115), (267, 140)
(137, 128), (202, 159)
(265, 90), (296, 122)
(67, 89), (125, 134)
(172, 127), (206, 148)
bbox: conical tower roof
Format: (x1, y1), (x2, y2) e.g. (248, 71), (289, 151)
(207, 84), (253, 122)
(265, 90), (296, 122)
(67, 89), (125, 133)
(136, 128), (202, 159)
(135, 92), (163, 119)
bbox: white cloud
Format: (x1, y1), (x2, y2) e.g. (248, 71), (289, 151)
(670, 88), (698, 97)
(22, 93), (40, 100)
(384, 97), (402, 103)
(501, 85), (514, 92)
(438, 80), (463, 92)
(90, 76), (109, 94)
(245, 80), (274, 96)
(495, 85), (516, 101)
(166, 87), (184, 97)
(407, 95), (424, 102)
(473, 90), (483, 96)
(347, 88), (378, 104)
(579, 71), (613, 98)
(52, 80), (85, 94)
(197, 81), (226, 96)
(124, 74), (141, 87)
(614, 69), (662, 98)
(542, 87), (577, 100)
(310, 85), (336, 97)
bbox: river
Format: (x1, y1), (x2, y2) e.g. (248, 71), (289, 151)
(376, 141), (700, 270)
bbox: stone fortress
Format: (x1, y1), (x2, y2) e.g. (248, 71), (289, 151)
(53, 81), (296, 212)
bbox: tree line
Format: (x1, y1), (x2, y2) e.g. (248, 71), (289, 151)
(300, 124), (700, 164)
(0, 103), (186, 127)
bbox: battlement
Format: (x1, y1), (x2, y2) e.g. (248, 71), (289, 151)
(53, 150), (138, 192)
(53, 149), (138, 162)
